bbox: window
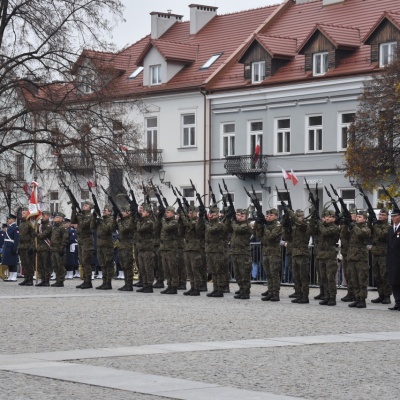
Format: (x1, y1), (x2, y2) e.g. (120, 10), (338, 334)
(146, 117), (158, 162)
(78, 67), (95, 94)
(341, 189), (356, 211)
(50, 191), (59, 214)
(16, 155), (24, 180)
(200, 53), (222, 69)
(182, 188), (195, 207)
(81, 190), (89, 200)
(380, 42), (397, 67)
(313, 52), (328, 76)
(339, 112), (355, 150)
(307, 115), (323, 152)
(252, 61), (265, 83)
(222, 123), (235, 157)
(249, 121), (263, 167)
(150, 65), (161, 85)
(128, 66), (144, 79)
(182, 114), (196, 147)
(276, 119), (291, 153)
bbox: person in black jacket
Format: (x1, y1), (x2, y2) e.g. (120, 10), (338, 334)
(387, 208), (400, 311)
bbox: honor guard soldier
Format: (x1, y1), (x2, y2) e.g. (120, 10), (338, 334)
(49, 212), (68, 286)
(387, 208), (400, 311)
(18, 207), (36, 286)
(34, 211), (52, 286)
(64, 218), (79, 279)
(2, 214), (19, 282)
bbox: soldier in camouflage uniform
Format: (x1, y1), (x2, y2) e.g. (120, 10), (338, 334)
(370, 208), (392, 304)
(287, 209), (312, 304)
(179, 206), (205, 296)
(18, 207), (36, 286)
(35, 211), (52, 286)
(177, 228), (187, 290)
(71, 201), (94, 289)
(91, 206), (117, 290)
(136, 205), (155, 293)
(257, 208), (283, 302)
(49, 212), (69, 287)
(347, 210), (371, 308)
(117, 206), (136, 291)
(158, 206), (179, 294)
(339, 211), (356, 302)
(230, 209), (252, 300)
(310, 210), (340, 306)
(204, 206), (229, 298)
(152, 206), (165, 288)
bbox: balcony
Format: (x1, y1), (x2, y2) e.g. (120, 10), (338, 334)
(127, 149), (163, 172)
(57, 153), (94, 173)
(224, 155), (268, 180)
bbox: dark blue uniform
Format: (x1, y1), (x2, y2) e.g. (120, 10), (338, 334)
(0, 230), (5, 263)
(2, 222), (20, 268)
(66, 226), (79, 268)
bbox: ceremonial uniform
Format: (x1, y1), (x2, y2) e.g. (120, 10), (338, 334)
(50, 213), (69, 286)
(65, 222), (79, 279)
(387, 209), (400, 310)
(2, 216), (19, 281)
(339, 219), (355, 302)
(18, 213), (36, 286)
(35, 213), (52, 286)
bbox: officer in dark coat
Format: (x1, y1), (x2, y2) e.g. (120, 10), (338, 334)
(387, 208), (400, 311)
(0, 223), (7, 263)
(2, 214), (20, 282)
(64, 218), (78, 279)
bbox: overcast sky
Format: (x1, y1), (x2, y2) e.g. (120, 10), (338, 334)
(111, 0), (283, 49)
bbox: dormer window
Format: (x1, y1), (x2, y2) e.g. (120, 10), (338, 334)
(150, 65), (161, 85)
(380, 42), (397, 67)
(129, 66), (144, 79)
(200, 53), (222, 69)
(313, 52), (328, 76)
(78, 67), (96, 94)
(252, 61), (265, 83)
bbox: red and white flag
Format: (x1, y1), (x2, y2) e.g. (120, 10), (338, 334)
(120, 145), (128, 152)
(279, 166), (291, 180)
(27, 181), (42, 222)
(253, 138), (261, 162)
(88, 180), (96, 188)
(289, 168), (299, 186)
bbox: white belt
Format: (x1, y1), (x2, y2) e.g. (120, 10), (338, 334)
(4, 239), (14, 243)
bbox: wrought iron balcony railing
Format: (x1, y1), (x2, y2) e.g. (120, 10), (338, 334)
(224, 154), (268, 180)
(126, 149), (163, 172)
(57, 153), (95, 170)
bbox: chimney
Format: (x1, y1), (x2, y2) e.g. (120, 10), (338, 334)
(295, 0), (315, 4)
(150, 11), (183, 39)
(189, 4), (217, 35)
(323, 0), (345, 5)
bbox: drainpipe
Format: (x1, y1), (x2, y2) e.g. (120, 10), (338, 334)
(200, 89), (209, 200)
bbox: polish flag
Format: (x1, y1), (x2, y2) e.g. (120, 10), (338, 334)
(27, 181), (42, 222)
(88, 180), (96, 188)
(289, 169), (299, 186)
(279, 166), (291, 180)
(253, 138), (261, 162)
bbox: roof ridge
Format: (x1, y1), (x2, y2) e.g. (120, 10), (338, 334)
(257, 33), (297, 40)
(316, 22), (360, 31)
(215, 4), (278, 17)
(153, 39), (198, 47)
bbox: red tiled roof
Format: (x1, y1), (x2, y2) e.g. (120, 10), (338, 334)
(255, 34), (297, 58)
(363, 11), (400, 43)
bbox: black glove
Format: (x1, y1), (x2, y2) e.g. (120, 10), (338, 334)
(59, 251), (65, 257)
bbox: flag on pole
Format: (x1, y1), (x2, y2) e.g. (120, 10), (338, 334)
(278, 166), (291, 180)
(253, 138), (261, 162)
(290, 169), (299, 186)
(27, 181), (42, 222)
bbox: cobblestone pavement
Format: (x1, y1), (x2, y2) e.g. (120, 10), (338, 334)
(1, 279), (400, 399)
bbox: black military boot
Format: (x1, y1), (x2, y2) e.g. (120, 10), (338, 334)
(133, 280), (143, 287)
(341, 293), (355, 302)
(356, 299), (366, 308)
(76, 281), (85, 288)
(166, 287), (177, 294)
(177, 282), (187, 290)
(240, 290), (250, 300)
(190, 289), (200, 296)
(120, 284), (133, 292)
(291, 297), (300, 303)
(270, 293), (280, 302)
(261, 293), (273, 301)
(327, 298), (337, 306)
(118, 283), (127, 291)
(211, 290), (223, 297)
(234, 289), (243, 299)
(152, 280), (165, 289)
(206, 290), (216, 297)
(298, 296), (310, 304)
(80, 280), (93, 289)
(160, 286), (171, 294)
(382, 297), (391, 304)
(289, 292), (301, 298)
(319, 298), (329, 305)
(35, 281), (46, 287)
(183, 287), (194, 296)
(142, 285), (154, 293)
(314, 288), (325, 300)
(348, 298), (360, 307)
(371, 295), (383, 303)
(136, 286), (146, 292)
(51, 282), (64, 287)
(96, 280), (106, 290)
(199, 283), (208, 292)
(25, 277), (34, 286)
(235, 289), (241, 295)
(222, 285), (230, 293)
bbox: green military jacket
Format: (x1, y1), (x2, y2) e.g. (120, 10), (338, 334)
(205, 218), (228, 253)
(136, 217), (154, 252)
(256, 220), (282, 258)
(159, 216), (179, 251)
(71, 209), (93, 247)
(36, 219), (52, 252)
(230, 220), (252, 255)
(285, 210), (311, 257)
(178, 215), (205, 252)
(347, 222), (371, 261)
(339, 223), (351, 257)
(314, 221), (339, 260)
(18, 218), (35, 250)
(92, 214), (117, 248)
(118, 215), (136, 250)
(50, 222), (68, 252)
(371, 220), (389, 257)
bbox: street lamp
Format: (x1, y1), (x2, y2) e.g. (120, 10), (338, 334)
(258, 172), (271, 194)
(158, 167), (171, 188)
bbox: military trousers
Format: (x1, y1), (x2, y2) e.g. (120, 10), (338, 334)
(51, 251), (66, 283)
(138, 250), (155, 286)
(318, 258), (338, 299)
(263, 255), (281, 295)
(184, 250), (203, 290)
(206, 252), (228, 292)
(19, 248), (35, 278)
(341, 255), (354, 296)
(348, 260), (369, 300)
(292, 255), (310, 296)
(372, 255), (392, 298)
(232, 253), (252, 295)
(154, 247), (164, 282)
(38, 250), (52, 282)
(119, 246), (134, 283)
(79, 244), (94, 282)
(177, 250), (186, 285)
(291, 254), (302, 294)
(97, 245), (115, 282)
(161, 250), (179, 288)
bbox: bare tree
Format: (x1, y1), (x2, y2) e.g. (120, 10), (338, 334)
(0, 0), (142, 214)
(345, 51), (400, 192)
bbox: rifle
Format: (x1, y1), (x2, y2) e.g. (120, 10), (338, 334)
(176, 187), (190, 211)
(222, 178), (236, 221)
(142, 181), (151, 207)
(282, 179), (293, 210)
(87, 181), (101, 218)
(190, 179), (207, 219)
(125, 178), (139, 214)
(330, 184), (352, 225)
(208, 180), (216, 205)
(305, 179), (320, 220)
(381, 185), (399, 211)
(324, 186), (341, 221)
(357, 184), (377, 225)
(276, 185), (292, 230)
(218, 183), (228, 208)
(150, 179), (165, 209)
(157, 185), (169, 208)
(100, 184), (122, 219)
(171, 186), (186, 216)
(244, 185), (265, 224)
(60, 177), (82, 213)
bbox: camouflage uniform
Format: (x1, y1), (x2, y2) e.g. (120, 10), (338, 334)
(347, 210), (371, 308)
(179, 207), (205, 296)
(117, 210), (136, 290)
(18, 215), (36, 286)
(230, 209), (252, 299)
(339, 221), (355, 301)
(371, 212), (391, 302)
(256, 209), (283, 301)
(71, 206), (94, 288)
(35, 214), (52, 285)
(50, 214), (69, 285)
(205, 206), (229, 297)
(153, 210), (164, 288)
